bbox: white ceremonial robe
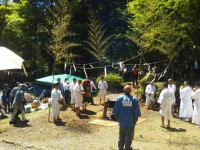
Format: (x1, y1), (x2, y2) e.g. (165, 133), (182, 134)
(179, 86), (193, 118)
(158, 89), (175, 120)
(145, 84), (156, 106)
(98, 80), (108, 99)
(168, 84), (176, 94)
(74, 84), (84, 107)
(69, 83), (77, 104)
(51, 88), (63, 117)
(192, 89), (200, 125)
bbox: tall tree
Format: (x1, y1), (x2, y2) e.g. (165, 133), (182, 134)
(47, 0), (79, 72)
(84, 12), (113, 61)
(127, 0), (200, 59)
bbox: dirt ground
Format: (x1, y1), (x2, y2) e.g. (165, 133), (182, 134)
(0, 93), (200, 150)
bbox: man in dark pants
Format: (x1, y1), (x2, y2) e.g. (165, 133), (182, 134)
(113, 85), (141, 150)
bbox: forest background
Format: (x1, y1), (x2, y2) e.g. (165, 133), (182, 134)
(0, 0), (200, 83)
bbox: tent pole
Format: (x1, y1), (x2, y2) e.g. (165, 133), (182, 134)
(48, 63), (55, 122)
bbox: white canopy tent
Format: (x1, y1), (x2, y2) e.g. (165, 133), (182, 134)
(0, 47), (24, 70)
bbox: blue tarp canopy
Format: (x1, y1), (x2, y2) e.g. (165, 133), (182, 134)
(35, 74), (85, 84)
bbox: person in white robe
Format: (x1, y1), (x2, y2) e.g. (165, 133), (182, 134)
(168, 79), (176, 94)
(51, 83), (63, 122)
(192, 81), (200, 128)
(179, 81), (193, 121)
(145, 82), (156, 109)
(98, 76), (108, 105)
(168, 79), (176, 116)
(158, 83), (175, 128)
(74, 80), (85, 116)
(69, 78), (77, 111)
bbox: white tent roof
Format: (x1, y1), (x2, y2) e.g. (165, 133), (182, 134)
(0, 47), (24, 70)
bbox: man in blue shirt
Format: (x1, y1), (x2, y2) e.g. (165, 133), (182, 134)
(113, 85), (141, 150)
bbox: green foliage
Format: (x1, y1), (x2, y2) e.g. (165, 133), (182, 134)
(96, 73), (123, 93)
(127, 0), (200, 59)
(96, 73), (123, 86)
(139, 72), (155, 88)
(84, 12), (113, 61)
(47, 0), (80, 66)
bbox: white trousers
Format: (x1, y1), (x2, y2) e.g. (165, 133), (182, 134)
(52, 100), (60, 117)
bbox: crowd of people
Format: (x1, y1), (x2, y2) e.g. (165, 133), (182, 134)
(144, 79), (200, 129)
(50, 76), (108, 122)
(0, 83), (30, 124)
(0, 76), (109, 124)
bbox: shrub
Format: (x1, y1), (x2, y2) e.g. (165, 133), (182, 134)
(139, 72), (156, 88)
(96, 73), (123, 93)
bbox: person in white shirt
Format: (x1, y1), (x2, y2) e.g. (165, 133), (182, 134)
(145, 82), (156, 110)
(192, 81), (200, 128)
(158, 83), (175, 128)
(168, 79), (176, 116)
(69, 78), (77, 111)
(74, 80), (85, 116)
(179, 81), (193, 122)
(51, 83), (63, 123)
(98, 76), (108, 105)
(168, 79), (176, 94)
(90, 80), (97, 92)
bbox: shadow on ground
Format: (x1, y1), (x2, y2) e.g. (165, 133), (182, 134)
(54, 120), (67, 126)
(80, 109), (97, 115)
(166, 127), (186, 132)
(13, 121), (32, 128)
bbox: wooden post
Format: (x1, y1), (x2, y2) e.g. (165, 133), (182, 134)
(137, 57), (142, 99)
(103, 101), (108, 118)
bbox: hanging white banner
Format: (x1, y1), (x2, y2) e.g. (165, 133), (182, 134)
(73, 63), (77, 72)
(90, 64), (94, 68)
(104, 66), (107, 76)
(83, 64), (88, 79)
(69, 66), (72, 75)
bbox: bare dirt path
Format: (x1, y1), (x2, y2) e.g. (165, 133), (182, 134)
(0, 95), (200, 150)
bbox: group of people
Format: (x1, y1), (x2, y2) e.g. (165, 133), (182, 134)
(144, 79), (200, 128)
(0, 83), (30, 124)
(51, 76), (108, 122)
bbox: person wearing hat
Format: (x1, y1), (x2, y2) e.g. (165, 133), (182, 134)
(9, 84), (29, 124)
(51, 83), (64, 123)
(10, 82), (20, 105)
(113, 85), (141, 150)
(98, 76), (108, 105)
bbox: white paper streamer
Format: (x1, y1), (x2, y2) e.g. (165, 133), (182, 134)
(145, 71), (151, 79)
(119, 62), (123, 70)
(73, 64), (77, 72)
(70, 66), (72, 75)
(158, 74), (163, 81)
(112, 63), (114, 68)
(83, 64), (88, 78)
(64, 63), (67, 71)
(162, 69), (167, 77)
(152, 67), (155, 73)
(90, 64), (94, 68)
(104, 67), (107, 76)
(151, 74), (156, 82)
